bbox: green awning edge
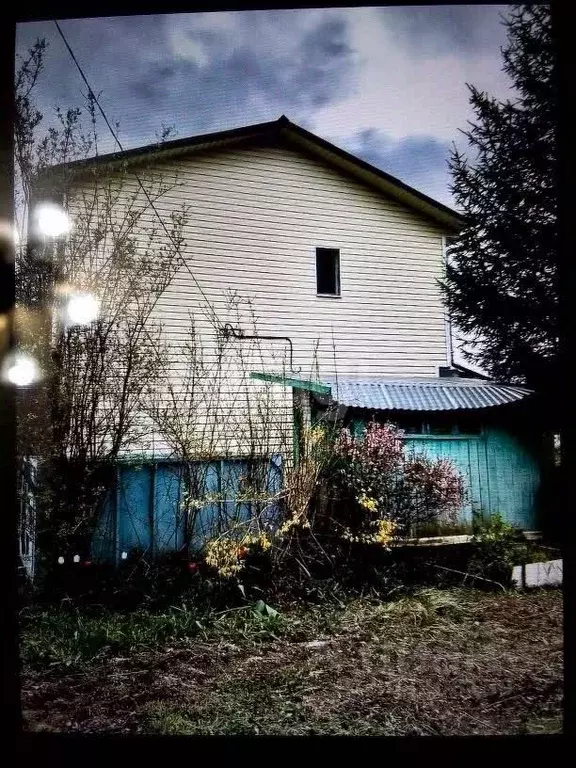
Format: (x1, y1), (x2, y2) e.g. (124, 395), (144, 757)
(249, 372), (331, 395)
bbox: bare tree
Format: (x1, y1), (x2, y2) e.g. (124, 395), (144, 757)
(146, 292), (294, 553)
(14, 39), (188, 563)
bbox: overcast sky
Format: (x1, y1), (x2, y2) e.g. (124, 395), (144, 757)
(17, 6), (514, 209)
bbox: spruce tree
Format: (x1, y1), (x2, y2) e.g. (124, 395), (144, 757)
(441, 4), (557, 393)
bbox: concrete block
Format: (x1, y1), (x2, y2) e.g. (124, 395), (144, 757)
(512, 559), (563, 588)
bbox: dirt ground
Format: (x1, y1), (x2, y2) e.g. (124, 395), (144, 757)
(21, 588), (563, 736)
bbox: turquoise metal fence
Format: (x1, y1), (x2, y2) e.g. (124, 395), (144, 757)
(91, 423), (542, 562)
(92, 457), (282, 563)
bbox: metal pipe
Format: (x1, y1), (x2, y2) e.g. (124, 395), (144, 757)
(441, 235), (454, 368)
(221, 323), (294, 372)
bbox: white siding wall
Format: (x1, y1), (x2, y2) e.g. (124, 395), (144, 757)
(143, 143), (449, 378)
(69, 141), (450, 458)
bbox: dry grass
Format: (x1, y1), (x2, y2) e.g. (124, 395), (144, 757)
(21, 587), (563, 736)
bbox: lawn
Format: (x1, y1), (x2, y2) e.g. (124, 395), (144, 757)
(21, 587), (563, 736)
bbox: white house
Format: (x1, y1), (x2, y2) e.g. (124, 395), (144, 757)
(30, 116), (545, 563)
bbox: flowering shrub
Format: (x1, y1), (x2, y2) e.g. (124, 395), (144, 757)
(277, 424), (336, 539)
(401, 455), (466, 529)
(335, 421), (405, 473)
(199, 421), (465, 583)
(204, 531), (272, 578)
(330, 421), (465, 539)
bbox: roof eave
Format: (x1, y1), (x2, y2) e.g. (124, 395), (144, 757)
(316, 376), (533, 412)
(279, 121), (465, 232)
(35, 116), (465, 233)
(33, 118), (282, 186)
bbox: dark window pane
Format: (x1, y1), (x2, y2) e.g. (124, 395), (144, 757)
(316, 248), (340, 295)
(402, 420), (426, 434)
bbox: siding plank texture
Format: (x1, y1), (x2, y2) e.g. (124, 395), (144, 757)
(134, 144), (450, 378)
(71, 141), (451, 457)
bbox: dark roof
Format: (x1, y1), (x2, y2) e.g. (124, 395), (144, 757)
(320, 376), (532, 412)
(40, 115), (465, 232)
(452, 362), (490, 380)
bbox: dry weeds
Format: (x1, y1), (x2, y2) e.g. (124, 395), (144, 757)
(21, 588), (562, 736)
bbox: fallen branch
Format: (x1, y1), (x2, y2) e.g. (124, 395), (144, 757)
(294, 557), (312, 579)
(427, 562), (506, 592)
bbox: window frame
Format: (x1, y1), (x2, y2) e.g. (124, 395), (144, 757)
(400, 420), (484, 438)
(315, 246), (341, 298)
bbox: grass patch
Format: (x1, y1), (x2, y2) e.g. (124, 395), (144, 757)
(21, 588), (563, 736)
(381, 587), (473, 625)
(21, 607), (201, 669)
(20, 601), (288, 670)
(21, 587), (464, 671)
(145, 704), (200, 736)
(525, 714), (563, 735)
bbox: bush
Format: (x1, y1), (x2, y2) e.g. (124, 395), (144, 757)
(243, 421), (470, 591)
(29, 422), (469, 608)
(327, 421), (466, 539)
(468, 514), (533, 586)
(32, 548), (251, 612)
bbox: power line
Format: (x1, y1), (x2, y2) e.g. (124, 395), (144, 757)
(53, 19), (221, 327)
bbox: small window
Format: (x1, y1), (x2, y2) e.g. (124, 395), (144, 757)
(316, 248), (340, 296)
(401, 418), (427, 435)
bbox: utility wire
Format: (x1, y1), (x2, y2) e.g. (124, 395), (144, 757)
(53, 19), (220, 327)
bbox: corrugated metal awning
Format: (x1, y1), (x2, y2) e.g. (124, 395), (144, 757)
(320, 377), (532, 412)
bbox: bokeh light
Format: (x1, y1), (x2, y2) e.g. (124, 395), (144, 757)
(64, 292), (101, 326)
(1, 350), (43, 387)
(34, 203), (72, 238)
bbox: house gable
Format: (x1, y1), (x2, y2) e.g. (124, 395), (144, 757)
(43, 120), (458, 459)
(130, 138), (452, 379)
(42, 116), (464, 234)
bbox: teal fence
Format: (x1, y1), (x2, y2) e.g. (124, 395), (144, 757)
(91, 423), (542, 563)
(92, 457), (282, 563)
(403, 427), (540, 529)
(347, 417), (542, 530)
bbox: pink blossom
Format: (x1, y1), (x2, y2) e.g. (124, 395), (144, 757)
(331, 421), (466, 534)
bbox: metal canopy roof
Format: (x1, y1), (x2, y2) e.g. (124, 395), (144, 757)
(250, 371), (331, 394)
(320, 377), (532, 412)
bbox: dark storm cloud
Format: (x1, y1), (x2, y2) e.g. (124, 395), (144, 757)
(16, 8), (510, 207)
(378, 5), (510, 58)
(346, 128), (452, 206)
(16, 15), (177, 150)
(17, 15), (171, 101)
(128, 16), (354, 122)
(17, 12), (355, 153)
(113, 14), (356, 144)
(295, 18), (353, 107)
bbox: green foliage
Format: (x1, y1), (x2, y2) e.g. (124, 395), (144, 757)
(19, 598), (286, 670)
(440, 5), (557, 391)
(469, 513), (532, 585)
(253, 599), (279, 620)
(20, 607), (193, 669)
(21, 587), (473, 673)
